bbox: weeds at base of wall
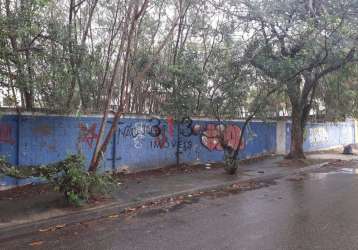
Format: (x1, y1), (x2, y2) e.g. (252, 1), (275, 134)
(0, 155), (115, 206)
(51, 155), (115, 206)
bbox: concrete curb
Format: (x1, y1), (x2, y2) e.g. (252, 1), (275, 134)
(0, 161), (329, 242)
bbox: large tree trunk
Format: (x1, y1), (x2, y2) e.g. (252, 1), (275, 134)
(287, 105), (306, 159)
(286, 75), (317, 159)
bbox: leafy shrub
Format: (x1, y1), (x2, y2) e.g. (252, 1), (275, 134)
(0, 155), (114, 206)
(51, 155), (114, 206)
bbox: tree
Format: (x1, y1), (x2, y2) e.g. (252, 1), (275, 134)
(229, 0), (358, 159)
(2, 0), (357, 169)
(89, 0), (187, 172)
(319, 64), (358, 120)
(1, 0), (44, 109)
(207, 54), (279, 174)
(0, 0), (106, 112)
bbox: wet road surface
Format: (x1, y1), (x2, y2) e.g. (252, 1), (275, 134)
(2, 161), (358, 250)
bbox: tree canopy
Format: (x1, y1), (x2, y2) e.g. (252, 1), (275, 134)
(0, 0), (357, 163)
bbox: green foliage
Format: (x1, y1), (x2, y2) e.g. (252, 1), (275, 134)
(0, 155), (114, 206)
(0, 0), (356, 121)
(320, 64), (358, 120)
(157, 49), (207, 119)
(53, 155), (114, 206)
(52, 155), (114, 206)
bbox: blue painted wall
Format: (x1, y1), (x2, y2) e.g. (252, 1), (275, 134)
(285, 121), (355, 153)
(1, 113), (354, 189)
(0, 114), (277, 188)
(115, 118), (276, 171)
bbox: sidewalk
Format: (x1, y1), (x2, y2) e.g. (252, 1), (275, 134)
(0, 153), (353, 241)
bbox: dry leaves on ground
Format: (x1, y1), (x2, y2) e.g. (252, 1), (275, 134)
(29, 240), (44, 247)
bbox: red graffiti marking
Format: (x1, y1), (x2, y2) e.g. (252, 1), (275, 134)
(0, 124), (15, 144)
(155, 124), (167, 149)
(167, 116), (174, 139)
(201, 124), (221, 151)
(79, 123), (98, 149)
(201, 124), (244, 151)
(224, 125), (245, 150)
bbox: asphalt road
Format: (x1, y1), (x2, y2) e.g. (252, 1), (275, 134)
(2, 162), (358, 250)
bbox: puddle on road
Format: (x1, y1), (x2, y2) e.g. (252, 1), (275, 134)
(338, 168), (358, 174)
(307, 167), (358, 180)
(307, 172), (334, 180)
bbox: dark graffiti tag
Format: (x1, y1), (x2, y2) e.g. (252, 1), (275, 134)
(178, 139), (193, 153)
(117, 119), (164, 149)
(0, 124), (15, 144)
(79, 123), (98, 149)
(118, 119), (162, 139)
(147, 118), (162, 137)
(179, 117), (193, 137)
(150, 138), (193, 152)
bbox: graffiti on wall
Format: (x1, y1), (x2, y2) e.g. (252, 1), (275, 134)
(118, 118), (164, 149)
(167, 116), (174, 139)
(117, 117), (195, 151)
(150, 137), (193, 151)
(200, 124), (244, 151)
(151, 117), (193, 152)
(117, 117), (245, 153)
(79, 123), (98, 149)
(309, 127), (328, 145)
(0, 123), (15, 144)
(119, 121), (158, 139)
(131, 122), (147, 149)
